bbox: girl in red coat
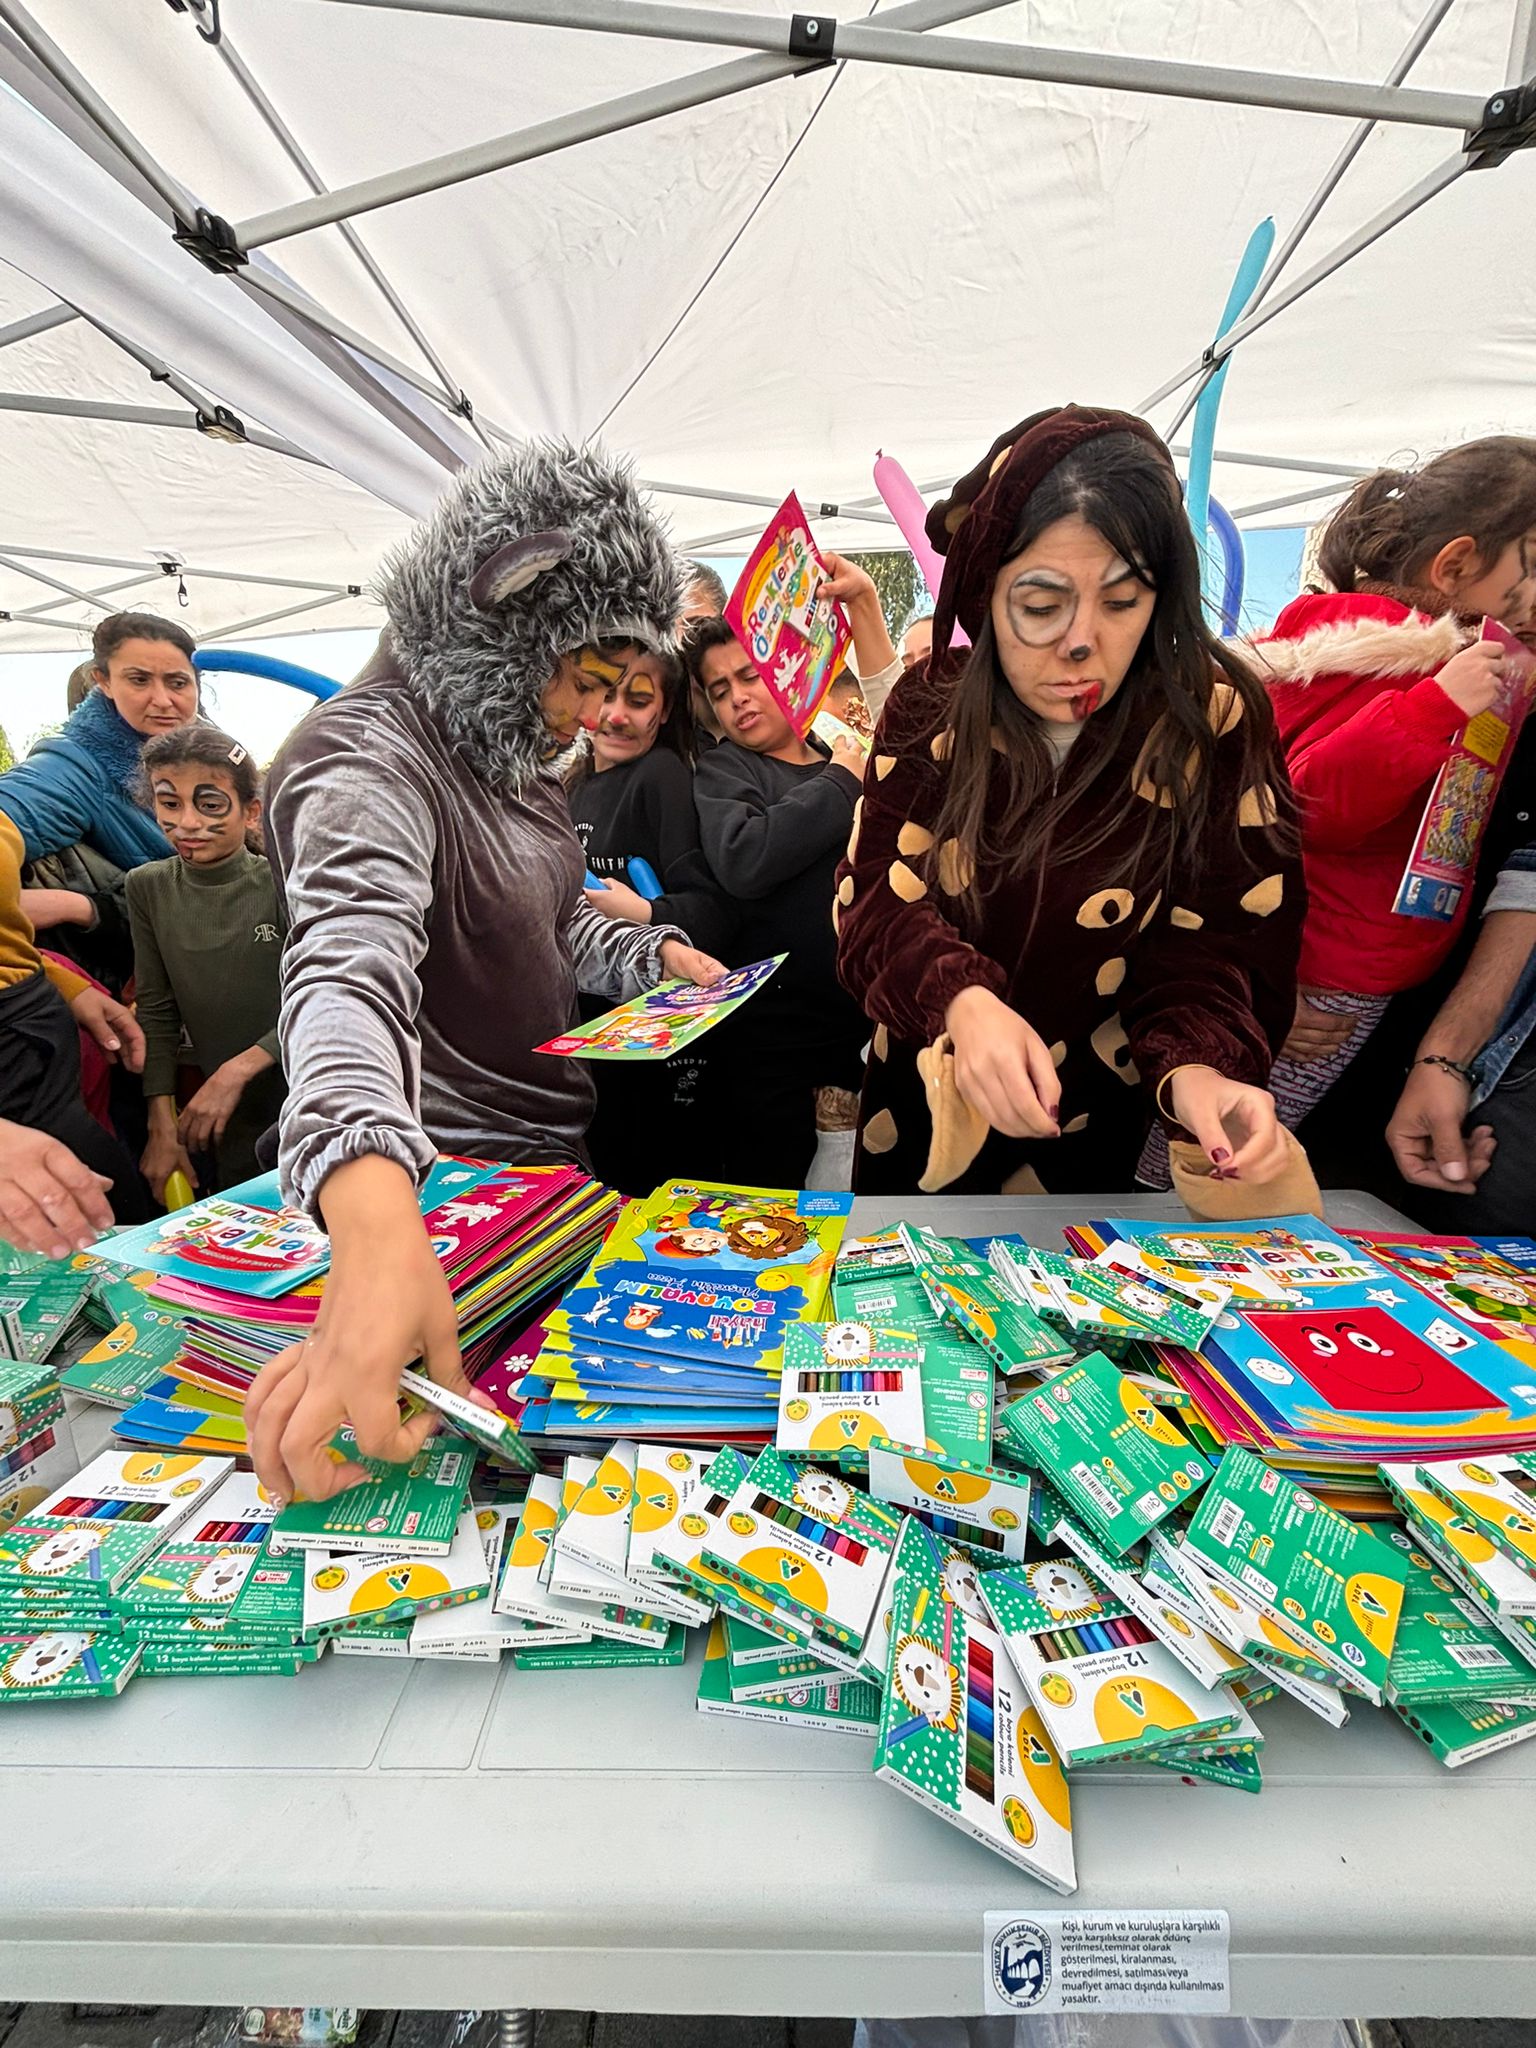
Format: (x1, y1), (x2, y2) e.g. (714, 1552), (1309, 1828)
(836, 404), (1304, 1198)
(1257, 436), (1536, 1126)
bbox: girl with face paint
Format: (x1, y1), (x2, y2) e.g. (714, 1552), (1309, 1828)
(565, 646), (737, 1194)
(126, 727), (288, 1201)
(836, 405), (1307, 1203)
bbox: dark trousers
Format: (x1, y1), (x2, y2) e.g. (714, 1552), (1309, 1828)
(0, 972), (148, 1223)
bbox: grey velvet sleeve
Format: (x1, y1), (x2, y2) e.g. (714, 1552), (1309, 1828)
(567, 893), (686, 1001)
(268, 746), (439, 1215)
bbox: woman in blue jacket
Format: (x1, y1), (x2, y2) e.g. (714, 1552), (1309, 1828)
(0, 611), (200, 989)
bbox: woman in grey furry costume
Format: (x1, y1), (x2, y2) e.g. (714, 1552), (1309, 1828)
(246, 443), (724, 1505)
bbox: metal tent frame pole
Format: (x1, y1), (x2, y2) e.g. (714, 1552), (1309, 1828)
(0, 551), (127, 612)
(0, 543), (355, 596)
(0, 389), (316, 461)
(0, 304), (79, 353)
(1230, 480), (1357, 522)
(207, 25), (493, 449)
(198, 590), (361, 639)
(306, 0), (1485, 129)
(9, 573), (170, 624)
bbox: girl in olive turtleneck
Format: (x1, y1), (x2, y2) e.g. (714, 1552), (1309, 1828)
(126, 726), (287, 1201)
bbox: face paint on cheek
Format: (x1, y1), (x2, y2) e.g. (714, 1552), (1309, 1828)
(1071, 682), (1102, 722)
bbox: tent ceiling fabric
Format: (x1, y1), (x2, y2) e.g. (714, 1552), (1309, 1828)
(1, 0), (1533, 652)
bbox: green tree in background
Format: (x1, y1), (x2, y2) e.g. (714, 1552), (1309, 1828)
(0, 724), (13, 773)
(843, 550), (931, 639)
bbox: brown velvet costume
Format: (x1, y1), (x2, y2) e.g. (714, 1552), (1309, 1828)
(835, 406), (1305, 1195)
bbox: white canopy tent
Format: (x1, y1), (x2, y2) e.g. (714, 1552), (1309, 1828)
(1, 0), (1534, 654)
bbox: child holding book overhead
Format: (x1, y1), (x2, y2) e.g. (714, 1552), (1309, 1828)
(567, 645), (735, 1193)
(126, 726), (287, 1202)
(836, 403), (1306, 1204)
(1251, 436), (1536, 1131)
(686, 555), (899, 1188)
(246, 445), (724, 1507)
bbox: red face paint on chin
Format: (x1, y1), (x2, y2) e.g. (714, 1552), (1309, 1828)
(1071, 682), (1102, 721)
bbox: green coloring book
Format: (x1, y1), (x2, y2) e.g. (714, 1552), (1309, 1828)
(0, 1630), (141, 1699)
(998, 1349), (1210, 1555)
(1183, 1446), (1406, 1703)
(874, 1515), (1076, 1892)
(269, 1434), (473, 1557)
(776, 1320), (925, 1470)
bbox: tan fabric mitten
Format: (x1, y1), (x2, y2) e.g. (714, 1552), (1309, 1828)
(916, 1034), (990, 1192)
(1168, 1129), (1324, 1221)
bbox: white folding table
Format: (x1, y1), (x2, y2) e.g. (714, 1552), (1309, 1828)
(1, 1192), (1531, 2019)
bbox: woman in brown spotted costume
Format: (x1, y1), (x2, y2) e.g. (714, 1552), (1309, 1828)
(835, 404), (1305, 1196)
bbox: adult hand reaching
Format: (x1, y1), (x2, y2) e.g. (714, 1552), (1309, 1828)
(1167, 1064), (1288, 1182)
(69, 986), (145, 1073)
(944, 985), (1061, 1140)
(0, 1120), (113, 1257)
(1386, 1059), (1497, 1196)
(243, 1156), (497, 1505)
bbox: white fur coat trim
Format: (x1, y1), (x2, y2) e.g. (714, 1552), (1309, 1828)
(1247, 609), (1469, 686)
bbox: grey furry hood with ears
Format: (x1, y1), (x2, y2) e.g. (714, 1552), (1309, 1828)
(1248, 609), (1471, 686)
(377, 441), (685, 791)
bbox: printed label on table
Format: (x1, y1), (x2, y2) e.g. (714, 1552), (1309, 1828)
(983, 1908), (1231, 2014)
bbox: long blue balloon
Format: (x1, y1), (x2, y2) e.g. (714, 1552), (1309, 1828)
(194, 648), (341, 699)
(1207, 497), (1246, 637)
(1185, 217), (1274, 618)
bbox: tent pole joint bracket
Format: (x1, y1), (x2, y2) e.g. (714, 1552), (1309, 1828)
(1465, 80), (1536, 165)
(172, 208), (249, 273)
(788, 13), (836, 63)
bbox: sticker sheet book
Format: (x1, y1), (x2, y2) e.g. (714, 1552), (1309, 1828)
(874, 1517), (1076, 1892)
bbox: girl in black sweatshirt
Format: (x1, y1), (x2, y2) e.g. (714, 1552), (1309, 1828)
(568, 649), (734, 1194)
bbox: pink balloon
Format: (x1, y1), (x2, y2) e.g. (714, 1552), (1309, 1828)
(872, 451), (968, 648)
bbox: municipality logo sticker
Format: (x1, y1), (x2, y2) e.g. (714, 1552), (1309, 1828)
(991, 1917), (1051, 2009)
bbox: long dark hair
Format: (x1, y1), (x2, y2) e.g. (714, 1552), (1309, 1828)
(569, 645), (696, 783)
(929, 432), (1287, 920)
(92, 610), (196, 670)
(1317, 436), (1536, 596)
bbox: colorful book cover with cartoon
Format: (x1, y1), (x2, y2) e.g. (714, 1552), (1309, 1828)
(725, 492), (851, 737)
(874, 1516), (1076, 1892)
(776, 1320), (925, 1468)
(1077, 1215), (1381, 1302)
(1395, 619), (1536, 922)
(998, 1349), (1210, 1555)
(549, 1182), (852, 1370)
(535, 957), (783, 1061)
(0, 1630), (141, 1700)
(1183, 1447), (1406, 1702)
(1342, 1231), (1536, 1365)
